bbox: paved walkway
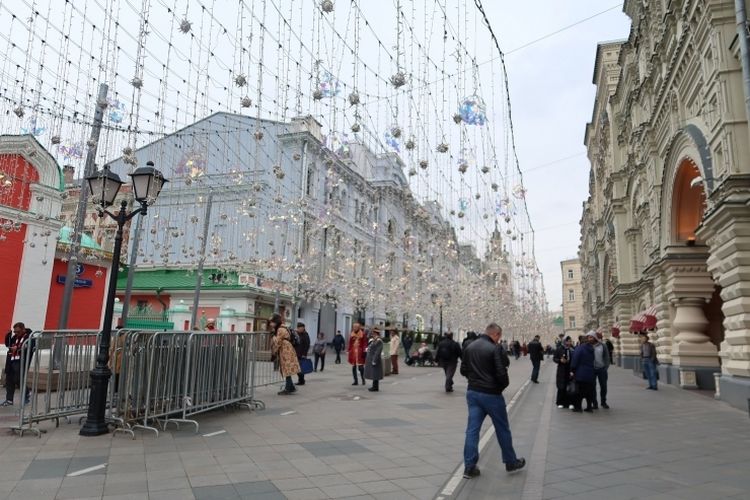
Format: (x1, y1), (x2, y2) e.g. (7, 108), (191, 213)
(0, 354), (748, 500)
(453, 362), (750, 500)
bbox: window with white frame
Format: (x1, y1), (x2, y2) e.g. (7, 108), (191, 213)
(568, 289), (575, 302)
(569, 316), (576, 328)
(567, 269), (574, 279)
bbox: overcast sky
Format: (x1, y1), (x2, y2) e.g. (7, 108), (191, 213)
(486, 1), (630, 309)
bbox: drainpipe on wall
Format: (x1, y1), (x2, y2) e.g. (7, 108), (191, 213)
(736, 0), (750, 126)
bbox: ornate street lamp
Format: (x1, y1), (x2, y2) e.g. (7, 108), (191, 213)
(79, 162), (167, 436)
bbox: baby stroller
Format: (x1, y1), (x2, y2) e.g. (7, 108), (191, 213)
(414, 348), (436, 367)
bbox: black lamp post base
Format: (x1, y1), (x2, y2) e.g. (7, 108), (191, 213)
(79, 366), (112, 437)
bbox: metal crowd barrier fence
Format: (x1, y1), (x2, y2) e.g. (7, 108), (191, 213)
(14, 330), (100, 437)
(11, 329), (282, 438)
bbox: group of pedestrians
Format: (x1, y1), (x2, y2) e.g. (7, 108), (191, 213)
(553, 331), (613, 412)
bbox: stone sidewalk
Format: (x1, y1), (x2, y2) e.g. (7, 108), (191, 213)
(0, 354), (534, 500)
(453, 363), (750, 500)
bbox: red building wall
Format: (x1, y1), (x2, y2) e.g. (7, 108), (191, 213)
(0, 226), (27, 330)
(44, 259), (108, 329)
(0, 154), (39, 329)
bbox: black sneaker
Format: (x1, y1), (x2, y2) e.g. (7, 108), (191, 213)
(506, 458), (526, 473)
(463, 466), (480, 479)
(277, 390), (293, 395)
(601, 403), (610, 409)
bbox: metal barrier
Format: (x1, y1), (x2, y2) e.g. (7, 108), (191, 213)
(14, 330), (100, 437)
(12, 329), (281, 438)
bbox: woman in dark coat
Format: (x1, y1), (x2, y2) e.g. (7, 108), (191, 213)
(553, 336), (574, 408)
(364, 328), (384, 392)
(570, 334), (596, 412)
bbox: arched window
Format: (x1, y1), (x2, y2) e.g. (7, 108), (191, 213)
(672, 159), (705, 243)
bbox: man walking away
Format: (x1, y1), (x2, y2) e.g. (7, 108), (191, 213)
(332, 331), (345, 364)
(513, 340), (521, 360)
(592, 331), (611, 409)
(461, 323), (525, 479)
(435, 332), (462, 392)
(570, 333), (596, 412)
(461, 331), (477, 350)
(402, 332), (414, 361)
(528, 335), (543, 383)
(640, 333), (658, 390)
(295, 323), (311, 386)
(389, 329), (400, 375)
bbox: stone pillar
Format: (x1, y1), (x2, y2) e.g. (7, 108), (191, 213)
(615, 303), (640, 369)
(647, 266), (675, 383)
(698, 194), (750, 411)
(662, 255), (720, 389)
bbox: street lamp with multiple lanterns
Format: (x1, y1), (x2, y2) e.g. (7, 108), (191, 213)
(79, 162), (167, 436)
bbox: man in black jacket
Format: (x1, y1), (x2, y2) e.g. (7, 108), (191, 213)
(528, 335), (544, 383)
(435, 333), (462, 392)
(295, 323), (311, 386)
(3, 322), (34, 407)
(460, 323), (526, 479)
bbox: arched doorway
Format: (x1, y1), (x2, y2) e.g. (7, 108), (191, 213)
(672, 159), (705, 243)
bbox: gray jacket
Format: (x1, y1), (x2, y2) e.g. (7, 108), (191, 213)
(593, 342), (611, 370)
(364, 338), (383, 381)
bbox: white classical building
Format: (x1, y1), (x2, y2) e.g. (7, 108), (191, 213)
(580, 0), (750, 411)
(106, 113), (512, 341)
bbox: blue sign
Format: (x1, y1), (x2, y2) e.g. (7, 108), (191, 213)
(56, 276), (93, 288)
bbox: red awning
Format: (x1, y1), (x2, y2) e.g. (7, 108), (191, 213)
(611, 324), (620, 338)
(629, 312), (646, 333)
(643, 305), (657, 331)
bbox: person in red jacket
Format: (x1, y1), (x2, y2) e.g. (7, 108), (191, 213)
(348, 323), (367, 385)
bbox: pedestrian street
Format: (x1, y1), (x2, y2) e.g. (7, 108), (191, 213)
(0, 351), (747, 500)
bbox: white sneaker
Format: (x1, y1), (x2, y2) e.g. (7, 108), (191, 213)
(568, 405), (574, 410)
(557, 405), (564, 409)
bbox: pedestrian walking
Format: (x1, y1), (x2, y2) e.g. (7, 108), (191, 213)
(295, 323), (311, 386)
(553, 336), (573, 409)
(460, 323), (526, 479)
(461, 331), (478, 350)
(513, 340), (521, 360)
(364, 328), (384, 392)
(313, 332), (327, 372)
(528, 335), (543, 383)
(591, 331), (611, 409)
(389, 329), (400, 374)
(348, 323), (367, 385)
(435, 332), (462, 392)
(269, 314), (300, 395)
(640, 333), (658, 390)
(332, 331), (345, 364)
(570, 333), (596, 412)
(402, 332), (414, 361)
(2, 322), (34, 407)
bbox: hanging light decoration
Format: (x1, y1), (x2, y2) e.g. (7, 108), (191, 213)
(390, 71), (407, 88)
(436, 142), (449, 153)
(235, 74), (248, 87)
(240, 96), (252, 108)
(458, 95), (488, 125)
(348, 92), (360, 106)
(179, 18), (192, 34)
(321, 0), (334, 13)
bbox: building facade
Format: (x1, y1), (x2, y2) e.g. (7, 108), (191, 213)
(580, 0), (750, 411)
(561, 258), (584, 336)
(104, 113), (517, 342)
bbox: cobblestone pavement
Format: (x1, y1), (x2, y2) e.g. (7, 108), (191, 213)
(0, 354), (532, 500)
(453, 362), (750, 500)
(1, 355), (747, 500)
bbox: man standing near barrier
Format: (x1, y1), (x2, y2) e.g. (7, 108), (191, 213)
(295, 323), (311, 386)
(2, 322), (34, 407)
(270, 314), (300, 395)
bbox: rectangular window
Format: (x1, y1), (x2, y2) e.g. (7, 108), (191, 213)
(568, 289), (575, 302)
(567, 269), (574, 279)
(569, 316), (576, 329)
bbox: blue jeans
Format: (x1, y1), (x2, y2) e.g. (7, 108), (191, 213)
(464, 390), (518, 468)
(643, 359), (657, 389)
(531, 360), (540, 381)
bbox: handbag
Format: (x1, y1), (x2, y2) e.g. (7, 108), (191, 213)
(300, 357), (313, 374)
(566, 379), (578, 396)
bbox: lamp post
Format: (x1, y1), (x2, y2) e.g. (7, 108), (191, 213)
(431, 292), (451, 336)
(79, 162), (167, 436)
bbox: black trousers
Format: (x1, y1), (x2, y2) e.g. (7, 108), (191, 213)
(555, 385), (568, 406)
(443, 361), (458, 390)
(334, 348), (342, 363)
(5, 361), (28, 403)
(574, 381), (594, 410)
(352, 365), (364, 383)
(314, 353), (325, 371)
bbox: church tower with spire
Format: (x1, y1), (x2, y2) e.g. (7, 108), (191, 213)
(485, 221), (512, 296)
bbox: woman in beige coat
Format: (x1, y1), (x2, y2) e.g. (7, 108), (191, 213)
(270, 313), (300, 395)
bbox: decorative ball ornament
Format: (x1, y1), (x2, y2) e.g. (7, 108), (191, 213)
(481, 165), (490, 174)
(458, 161), (468, 174)
(254, 129), (264, 140)
(123, 146), (134, 156)
(458, 95), (488, 125)
(419, 160), (428, 169)
(51, 135), (61, 145)
(351, 122), (361, 133)
(458, 211), (465, 219)
(130, 77), (143, 89)
(491, 183), (499, 192)
(452, 113), (463, 124)
(235, 74), (248, 87)
(313, 89), (324, 100)
(512, 184), (527, 199)
(179, 18), (192, 33)
(293, 153), (301, 161)
(240, 96), (252, 108)
(13, 106), (25, 118)
(436, 142), (449, 153)
(408, 169), (417, 177)
(390, 71), (407, 88)
(390, 125), (402, 138)
(348, 92), (360, 106)
(321, 0), (334, 13)
(87, 139), (97, 149)
(405, 138), (415, 150)
(273, 165), (285, 180)
(475, 193), (481, 200)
